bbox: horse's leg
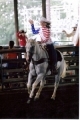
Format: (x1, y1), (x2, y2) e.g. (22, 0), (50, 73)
(51, 59), (66, 100)
(29, 73), (44, 99)
(27, 71), (35, 104)
(27, 72), (33, 94)
(51, 71), (60, 100)
(34, 79), (45, 100)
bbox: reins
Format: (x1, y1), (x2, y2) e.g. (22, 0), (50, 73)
(31, 44), (49, 65)
(31, 44), (49, 76)
(32, 58), (48, 65)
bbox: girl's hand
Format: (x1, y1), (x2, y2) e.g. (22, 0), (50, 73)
(29, 19), (34, 25)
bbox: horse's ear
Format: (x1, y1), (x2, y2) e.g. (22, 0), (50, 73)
(33, 39), (36, 44)
(37, 41), (41, 43)
(27, 38), (33, 42)
(33, 38), (36, 41)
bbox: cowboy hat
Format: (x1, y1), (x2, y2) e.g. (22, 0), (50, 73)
(72, 24), (77, 28)
(20, 30), (26, 33)
(40, 17), (51, 23)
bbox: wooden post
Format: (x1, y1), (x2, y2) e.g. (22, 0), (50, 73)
(42, 0), (46, 18)
(13, 0), (19, 46)
(46, 0), (50, 20)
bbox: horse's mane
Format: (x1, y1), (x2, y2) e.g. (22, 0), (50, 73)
(27, 39), (36, 44)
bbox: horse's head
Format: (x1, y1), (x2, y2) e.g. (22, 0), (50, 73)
(26, 39), (36, 63)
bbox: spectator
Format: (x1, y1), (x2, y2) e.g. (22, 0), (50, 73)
(7, 40), (18, 69)
(17, 30), (28, 47)
(0, 46), (8, 68)
(62, 24), (77, 45)
(62, 23), (79, 55)
(73, 24), (79, 47)
(7, 41), (19, 88)
(73, 24), (79, 55)
(0, 46), (8, 83)
(17, 30), (28, 58)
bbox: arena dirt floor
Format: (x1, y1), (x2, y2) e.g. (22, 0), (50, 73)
(0, 84), (79, 119)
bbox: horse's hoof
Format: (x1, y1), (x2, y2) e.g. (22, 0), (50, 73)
(28, 91), (30, 94)
(27, 90), (31, 94)
(27, 98), (32, 104)
(51, 96), (55, 100)
(34, 97), (39, 101)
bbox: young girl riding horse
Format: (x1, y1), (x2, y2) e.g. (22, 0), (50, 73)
(29, 17), (58, 74)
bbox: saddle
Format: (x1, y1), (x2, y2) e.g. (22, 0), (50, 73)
(45, 48), (62, 65)
(39, 45), (62, 74)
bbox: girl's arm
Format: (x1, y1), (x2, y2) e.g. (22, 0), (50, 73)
(16, 31), (22, 39)
(29, 19), (40, 34)
(31, 24), (40, 34)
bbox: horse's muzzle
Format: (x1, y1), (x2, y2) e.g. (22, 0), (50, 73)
(26, 57), (30, 63)
(26, 55), (32, 63)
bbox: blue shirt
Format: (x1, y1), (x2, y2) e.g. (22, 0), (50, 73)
(31, 24), (40, 34)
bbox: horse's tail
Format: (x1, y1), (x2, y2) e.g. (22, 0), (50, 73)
(61, 58), (67, 78)
(59, 51), (67, 78)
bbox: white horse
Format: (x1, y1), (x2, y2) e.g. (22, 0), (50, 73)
(26, 39), (67, 103)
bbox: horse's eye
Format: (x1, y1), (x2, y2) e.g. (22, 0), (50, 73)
(31, 43), (34, 46)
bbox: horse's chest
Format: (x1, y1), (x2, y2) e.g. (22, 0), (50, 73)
(34, 63), (48, 73)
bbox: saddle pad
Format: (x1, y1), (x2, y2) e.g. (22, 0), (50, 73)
(56, 49), (62, 61)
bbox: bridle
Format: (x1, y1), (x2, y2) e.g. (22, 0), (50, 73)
(26, 43), (48, 65)
(26, 42), (49, 76)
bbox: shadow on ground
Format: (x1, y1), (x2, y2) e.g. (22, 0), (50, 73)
(0, 84), (79, 119)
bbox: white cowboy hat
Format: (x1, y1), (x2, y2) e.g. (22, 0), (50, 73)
(40, 17), (51, 23)
(72, 23), (77, 28)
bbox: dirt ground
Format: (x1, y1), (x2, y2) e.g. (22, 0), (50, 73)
(0, 84), (79, 119)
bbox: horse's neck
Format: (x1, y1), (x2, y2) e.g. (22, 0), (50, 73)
(32, 44), (47, 61)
